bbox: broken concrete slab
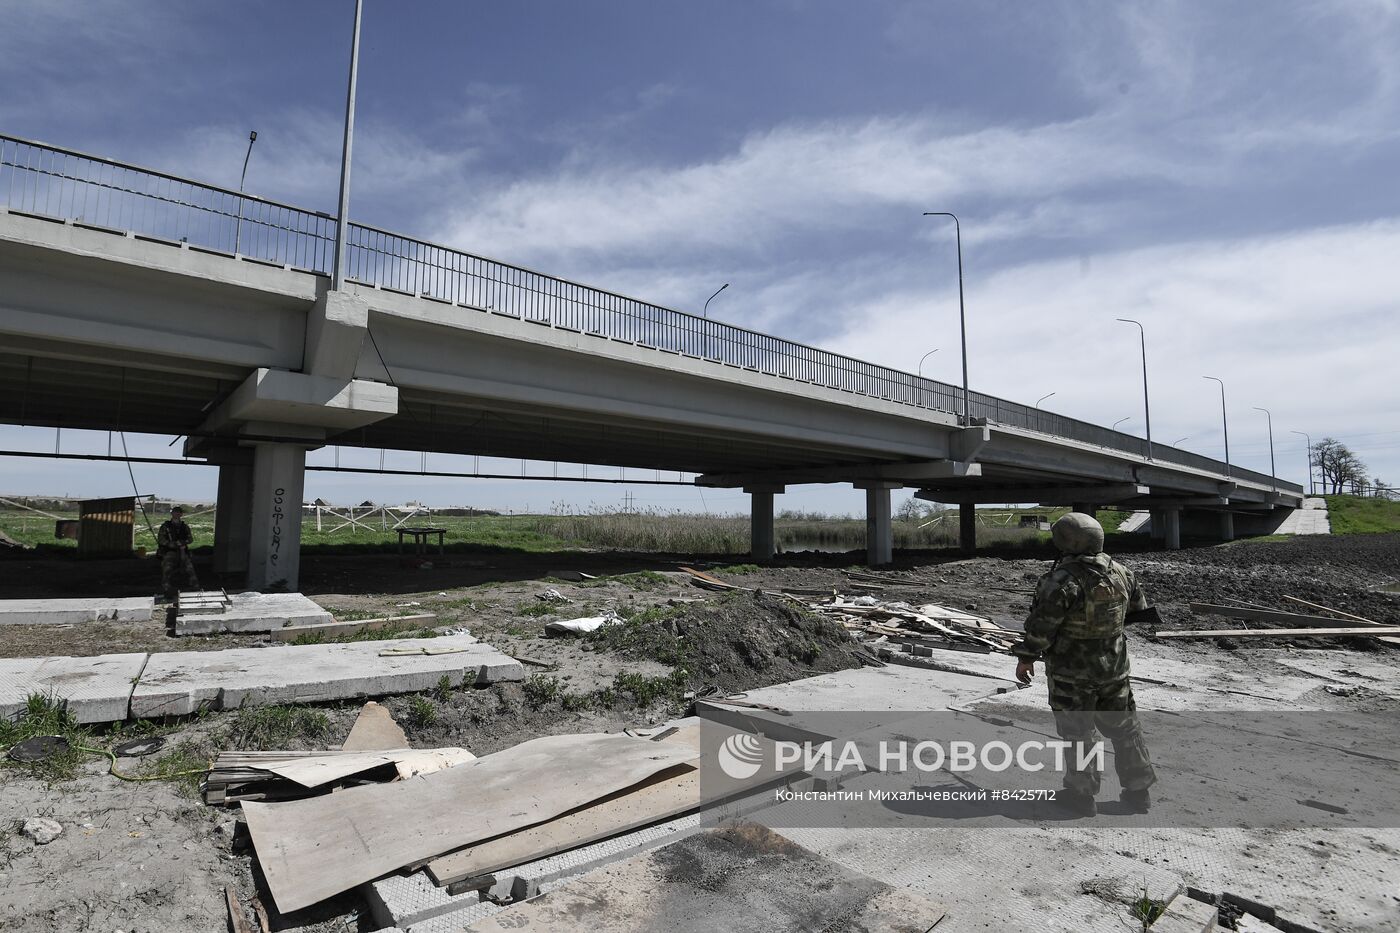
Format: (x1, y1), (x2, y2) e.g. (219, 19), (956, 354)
(0, 652), (148, 723)
(342, 700), (410, 751)
(130, 634), (519, 718)
(0, 596), (153, 625)
(172, 592), (333, 635)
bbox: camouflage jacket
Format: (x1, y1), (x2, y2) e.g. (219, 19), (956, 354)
(1012, 553), (1147, 683)
(157, 520), (192, 554)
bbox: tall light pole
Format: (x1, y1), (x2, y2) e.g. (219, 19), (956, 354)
(1035, 392), (1056, 409)
(234, 130), (257, 254)
(701, 283), (728, 358)
(1289, 430), (1313, 495)
(1203, 376), (1230, 478)
(1173, 435), (1191, 446)
(332, 0), (365, 292)
(1113, 417), (1130, 431)
(1116, 318), (1153, 460)
(923, 212), (969, 424)
(917, 348), (939, 377)
(1252, 407), (1276, 490)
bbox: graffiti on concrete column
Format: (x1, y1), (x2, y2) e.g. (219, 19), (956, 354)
(269, 486), (285, 569)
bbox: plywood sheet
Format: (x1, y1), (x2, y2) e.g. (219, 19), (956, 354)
(243, 732), (697, 913)
(341, 700), (409, 751)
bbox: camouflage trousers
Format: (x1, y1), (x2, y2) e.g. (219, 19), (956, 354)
(1046, 675), (1156, 797)
(160, 549), (199, 602)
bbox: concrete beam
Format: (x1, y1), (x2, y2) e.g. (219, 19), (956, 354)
(247, 443), (307, 592)
(959, 504), (976, 554)
(915, 483), (1150, 505)
(744, 486), (783, 562)
(305, 289), (369, 380)
(1124, 496), (1229, 508)
(950, 424), (991, 463)
(199, 368), (398, 435)
(856, 483), (896, 567)
(698, 460), (977, 488)
(0, 652), (149, 724)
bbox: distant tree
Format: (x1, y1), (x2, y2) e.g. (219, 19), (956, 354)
(896, 496), (941, 522)
(1311, 438), (1367, 494)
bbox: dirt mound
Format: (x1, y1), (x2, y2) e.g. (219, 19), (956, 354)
(588, 590), (868, 694)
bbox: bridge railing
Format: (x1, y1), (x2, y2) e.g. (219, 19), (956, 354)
(0, 133), (1299, 494)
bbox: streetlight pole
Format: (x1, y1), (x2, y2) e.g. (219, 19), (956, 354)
(917, 348), (939, 377)
(923, 212), (969, 424)
(1253, 407), (1276, 491)
(1203, 376), (1230, 478)
(701, 283), (728, 359)
(1116, 318), (1153, 460)
(1173, 435), (1191, 446)
(1112, 417), (1130, 431)
(1289, 429), (1312, 495)
(1035, 392), (1056, 409)
(234, 130), (257, 254)
(332, 0), (365, 292)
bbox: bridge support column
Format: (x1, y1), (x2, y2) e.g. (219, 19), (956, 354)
(744, 486), (783, 562)
(959, 503), (976, 554)
(247, 443), (307, 592)
(209, 447), (254, 576)
(1162, 508), (1181, 551)
(856, 482), (899, 567)
(1148, 510), (1166, 541)
(1072, 502), (1097, 517)
(1218, 512), (1234, 542)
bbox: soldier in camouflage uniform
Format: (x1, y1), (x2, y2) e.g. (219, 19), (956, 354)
(1013, 512), (1156, 816)
(157, 506), (199, 603)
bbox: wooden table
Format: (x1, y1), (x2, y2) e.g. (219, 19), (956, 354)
(396, 527), (446, 561)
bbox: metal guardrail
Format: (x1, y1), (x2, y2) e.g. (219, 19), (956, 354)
(0, 133), (1300, 494)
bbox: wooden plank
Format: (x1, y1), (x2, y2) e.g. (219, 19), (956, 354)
(1156, 626), (1400, 639)
(340, 700), (409, 751)
(224, 887), (256, 933)
(242, 732), (698, 914)
(1280, 595), (1380, 624)
(427, 728), (792, 886)
(1188, 603), (1372, 627)
(269, 613), (435, 642)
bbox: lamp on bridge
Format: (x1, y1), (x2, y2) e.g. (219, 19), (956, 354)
(1116, 318), (1153, 461)
(1035, 392), (1055, 410)
(917, 348), (939, 377)
(1112, 417), (1130, 431)
(1253, 406), (1276, 492)
(922, 212), (969, 425)
(701, 283), (729, 359)
(1203, 376), (1231, 478)
(234, 130), (258, 254)
(1290, 429), (1314, 495)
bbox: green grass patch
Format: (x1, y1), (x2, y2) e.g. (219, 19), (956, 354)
(713, 563), (760, 575)
(586, 606), (686, 665)
(515, 600), (561, 618)
(0, 693), (90, 783)
(609, 670), (689, 708)
(289, 624), (439, 645)
(1324, 495), (1400, 534)
(405, 695), (438, 729)
(522, 674), (563, 708)
(226, 706), (330, 749)
(136, 739), (212, 796)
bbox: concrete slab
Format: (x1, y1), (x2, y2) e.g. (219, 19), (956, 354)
(173, 592), (333, 635)
(130, 635), (520, 718)
(0, 652), (148, 723)
(1275, 497), (1330, 535)
(0, 596), (153, 625)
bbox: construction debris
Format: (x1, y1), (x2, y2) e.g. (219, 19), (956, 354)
(544, 612), (621, 636)
(270, 612), (436, 642)
(202, 748), (476, 805)
(243, 732), (699, 913)
(800, 593), (1019, 653)
(341, 700), (409, 752)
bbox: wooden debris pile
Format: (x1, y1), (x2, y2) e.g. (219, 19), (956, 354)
(802, 594), (1019, 654)
(203, 747), (476, 805)
(1160, 595), (1400, 646)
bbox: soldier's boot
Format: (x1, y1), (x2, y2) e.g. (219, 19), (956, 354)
(1056, 788), (1096, 817)
(1120, 788), (1151, 813)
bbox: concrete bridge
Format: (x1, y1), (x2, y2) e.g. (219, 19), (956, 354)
(0, 134), (1302, 589)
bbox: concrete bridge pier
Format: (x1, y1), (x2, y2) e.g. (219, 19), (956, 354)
(1072, 503), (1097, 516)
(209, 446), (254, 576)
(744, 485), (783, 562)
(1218, 512), (1235, 542)
(1160, 508), (1182, 550)
(247, 443), (309, 591)
(959, 503), (976, 554)
(856, 482), (900, 566)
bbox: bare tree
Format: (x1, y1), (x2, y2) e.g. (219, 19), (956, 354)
(1311, 438), (1368, 493)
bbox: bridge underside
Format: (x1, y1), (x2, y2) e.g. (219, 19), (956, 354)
(0, 209), (1302, 585)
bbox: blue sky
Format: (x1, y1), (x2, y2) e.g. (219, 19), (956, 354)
(3, 0), (1399, 515)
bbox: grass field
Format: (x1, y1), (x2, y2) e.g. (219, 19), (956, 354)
(1323, 495), (1400, 534)
(0, 504), (1132, 556)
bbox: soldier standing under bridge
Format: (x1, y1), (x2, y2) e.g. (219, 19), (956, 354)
(157, 505), (200, 604)
(1012, 512), (1157, 817)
